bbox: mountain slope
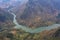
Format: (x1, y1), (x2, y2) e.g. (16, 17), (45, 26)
(14, 0), (60, 28)
(0, 8), (14, 31)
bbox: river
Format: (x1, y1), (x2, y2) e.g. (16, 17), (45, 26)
(10, 12), (60, 33)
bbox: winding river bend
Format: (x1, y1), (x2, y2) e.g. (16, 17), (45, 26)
(11, 12), (60, 33)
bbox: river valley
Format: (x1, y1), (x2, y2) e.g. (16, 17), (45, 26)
(10, 11), (60, 33)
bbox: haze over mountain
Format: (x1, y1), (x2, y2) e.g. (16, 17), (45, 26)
(0, 0), (28, 9)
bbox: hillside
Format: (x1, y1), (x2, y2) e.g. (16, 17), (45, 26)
(0, 27), (60, 40)
(12, 0), (60, 28)
(0, 8), (14, 31)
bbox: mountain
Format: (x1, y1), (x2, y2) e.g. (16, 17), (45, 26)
(0, 8), (14, 31)
(12, 0), (60, 28)
(1, 0), (60, 28)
